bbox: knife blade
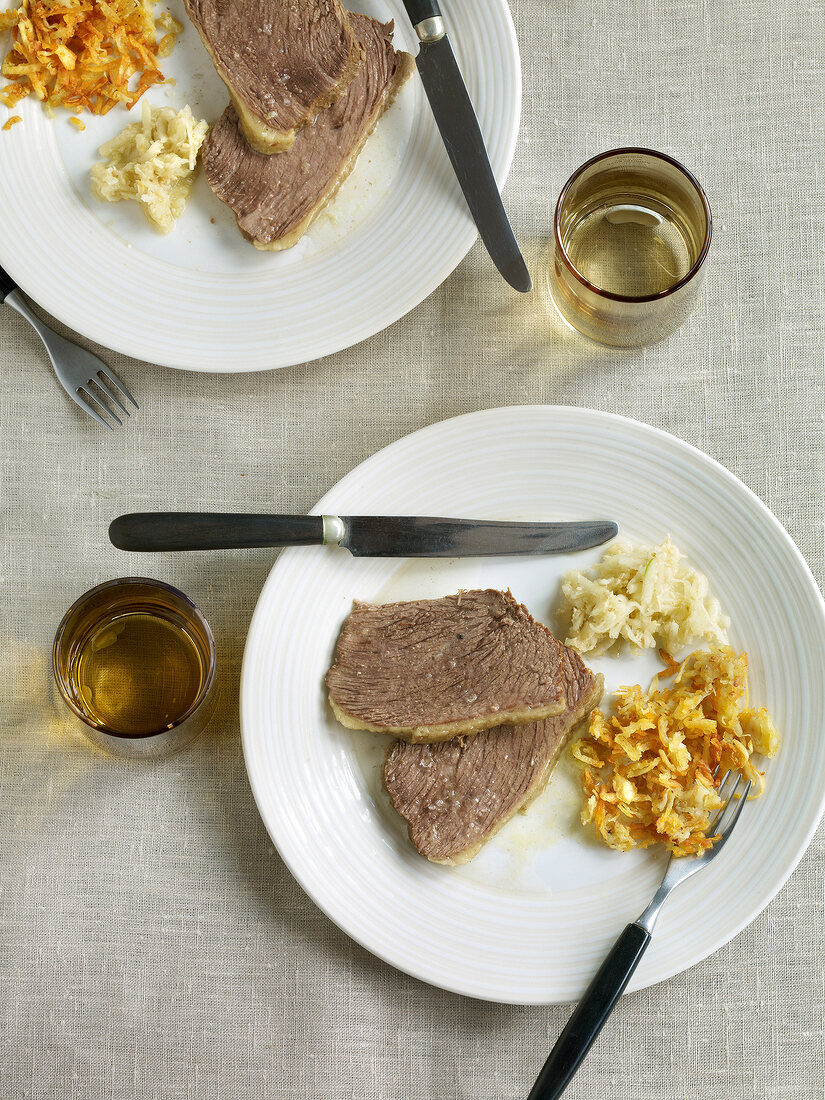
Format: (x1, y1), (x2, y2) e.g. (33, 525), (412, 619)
(108, 513), (618, 556)
(401, 0), (532, 292)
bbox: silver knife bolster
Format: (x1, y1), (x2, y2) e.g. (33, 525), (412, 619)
(414, 16), (445, 42)
(322, 515), (346, 545)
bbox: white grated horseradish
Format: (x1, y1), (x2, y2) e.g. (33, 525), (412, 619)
(560, 536), (729, 655)
(90, 102), (208, 233)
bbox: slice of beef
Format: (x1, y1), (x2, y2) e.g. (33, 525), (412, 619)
(202, 15), (413, 250)
(325, 589), (573, 743)
(184, 0), (364, 154)
(384, 655), (603, 864)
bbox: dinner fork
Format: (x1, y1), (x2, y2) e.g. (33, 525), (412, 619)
(526, 770), (752, 1100)
(1, 263), (138, 430)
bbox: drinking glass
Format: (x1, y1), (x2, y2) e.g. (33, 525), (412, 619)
(53, 577), (217, 758)
(547, 148), (712, 347)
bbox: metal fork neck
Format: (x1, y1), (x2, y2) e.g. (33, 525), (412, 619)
(3, 289), (50, 340)
(635, 879), (672, 934)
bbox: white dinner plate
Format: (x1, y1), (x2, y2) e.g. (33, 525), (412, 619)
(241, 406), (825, 1004)
(0, 0), (520, 371)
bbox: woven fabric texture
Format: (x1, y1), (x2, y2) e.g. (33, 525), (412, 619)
(1, 0), (824, 1097)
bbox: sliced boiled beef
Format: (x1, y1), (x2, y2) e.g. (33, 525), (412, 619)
(384, 654), (603, 864)
(184, 0), (363, 154)
(202, 15), (413, 250)
(325, 589), (575, 743)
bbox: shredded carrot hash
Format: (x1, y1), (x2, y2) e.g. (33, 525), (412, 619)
(0, 0), (181, 116)
(572, 646), (780, 856)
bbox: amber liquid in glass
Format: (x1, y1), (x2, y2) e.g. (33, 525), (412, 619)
(73, 613), (205, 736)
(565, 201), (694, 297)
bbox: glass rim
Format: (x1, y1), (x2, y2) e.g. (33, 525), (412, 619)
(52, 576), (217, 740)
(554, 146), (713, 304)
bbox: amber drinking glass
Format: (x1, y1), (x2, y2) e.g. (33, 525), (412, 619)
(53, 578), (217, 758)
(547, 148), (712, 347)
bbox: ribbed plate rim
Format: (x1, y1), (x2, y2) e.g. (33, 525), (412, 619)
(240, 405), (825, 1003)
(0, 0), (521, 372)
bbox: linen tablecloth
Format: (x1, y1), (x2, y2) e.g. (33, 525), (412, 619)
(2, 0), (823, 1096)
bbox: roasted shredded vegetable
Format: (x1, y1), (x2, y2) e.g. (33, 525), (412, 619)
(0, 0), (180, 116)
(572, 646), (780, 856)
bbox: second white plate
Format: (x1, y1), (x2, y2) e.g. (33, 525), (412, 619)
(0, 0), (521, 371)
(241, 406), (825, 1003)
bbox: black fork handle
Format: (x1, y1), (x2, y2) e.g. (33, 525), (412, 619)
(0, 264), (16, 302)
(527, 923), (651, 1100)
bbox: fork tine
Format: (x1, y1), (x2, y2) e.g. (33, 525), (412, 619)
(718, 775), (751, 830)
(705, 770), (739, 836)
(710, 778), (753, 854)
(76, 386), (119, 429)
(90, 373), (131, 418)
(710, 769), (736, 815)
(715, 767), (733, 790)
(99, 367), (138, 410)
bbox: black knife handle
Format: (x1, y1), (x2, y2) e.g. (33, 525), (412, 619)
(109, 512), (325, 552)
(0, 263), (16, 302)
(526, 923), (651, 1100)
(401, 0), (442, 32)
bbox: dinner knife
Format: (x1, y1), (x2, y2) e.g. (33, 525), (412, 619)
(401, 0), (532, 293)
(109, 513), (618, 556)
